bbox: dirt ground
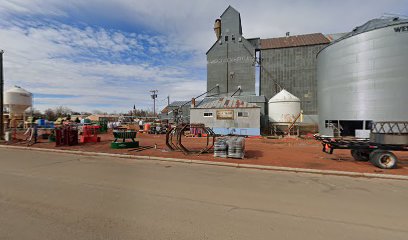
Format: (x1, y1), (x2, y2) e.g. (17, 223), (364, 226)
(4, 131), (408, 176)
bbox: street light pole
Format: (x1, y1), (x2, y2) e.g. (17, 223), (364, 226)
(150, 90), (158, 117)
(0, 50), (4, 140)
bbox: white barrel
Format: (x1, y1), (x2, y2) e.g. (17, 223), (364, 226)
(4, 131), (12, 142)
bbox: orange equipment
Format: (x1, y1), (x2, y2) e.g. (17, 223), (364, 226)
(144, 123), (151, 132)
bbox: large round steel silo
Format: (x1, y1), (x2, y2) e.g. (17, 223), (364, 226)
(317, 17), (408, 137)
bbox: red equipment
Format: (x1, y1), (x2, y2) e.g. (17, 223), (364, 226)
(80, 125), (101, 143)
(55, 125), (79, 147)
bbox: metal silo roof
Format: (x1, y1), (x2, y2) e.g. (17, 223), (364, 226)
(320, 17), (408, 53)
(268, 89), (300, 103)
(6, 86), (32, 95)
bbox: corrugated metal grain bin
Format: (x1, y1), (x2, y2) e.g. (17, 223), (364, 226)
(317, 17), (408, 136)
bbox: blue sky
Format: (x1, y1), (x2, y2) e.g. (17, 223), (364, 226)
(0, 0), (407, 113)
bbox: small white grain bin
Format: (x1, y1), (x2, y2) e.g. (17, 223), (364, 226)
(268, 89), (301, 123)
(4, 86), (33, 116)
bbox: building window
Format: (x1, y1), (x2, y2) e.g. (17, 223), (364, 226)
(238, 112), (249, 117)
(225, 36), (228, 42)
(203, 112), (213, 117)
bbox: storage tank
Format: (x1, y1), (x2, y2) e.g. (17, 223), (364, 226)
(4, 86), (32, 115)
(268, 89), (301, 123)
(213, 19), (221, 40)
(317, 17), (408, 136)
(144, 123), (151, 132)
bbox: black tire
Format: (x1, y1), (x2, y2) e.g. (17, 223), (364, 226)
(369, 150), (386, 168)
(351, 149), (371, 161)
(370, 150), (398, 169)
(369, 150), (380, 163)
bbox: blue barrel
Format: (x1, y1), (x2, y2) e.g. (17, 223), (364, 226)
(36, 119), (46, 126)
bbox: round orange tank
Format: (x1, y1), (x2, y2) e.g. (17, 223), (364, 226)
(144, 123), (151, 132)
(214, 19), (221, 40)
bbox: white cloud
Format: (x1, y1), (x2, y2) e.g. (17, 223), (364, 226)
(20, 0), (405, 48)
(2, 1), (407, 48)
(0, 0), (67, 16)
(0, 19), (205, 112)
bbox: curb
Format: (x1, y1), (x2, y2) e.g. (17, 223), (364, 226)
(1, 145), (407, 181)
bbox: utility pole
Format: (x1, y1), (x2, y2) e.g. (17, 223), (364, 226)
(150, 90), (158, 117)
(0, 50), (4, 140)
(167, 95), (170, 106)
(226, 42), (229, 94)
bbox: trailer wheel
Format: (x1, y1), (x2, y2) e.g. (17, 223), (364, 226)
(369, 150), (379, 162)
(351, 149), (370, 161)
(370, 150), (398, 169)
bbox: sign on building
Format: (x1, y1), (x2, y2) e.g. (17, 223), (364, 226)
(216, 110), (234, 120)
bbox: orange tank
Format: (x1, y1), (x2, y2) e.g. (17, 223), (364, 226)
(144, 123), (151, 132)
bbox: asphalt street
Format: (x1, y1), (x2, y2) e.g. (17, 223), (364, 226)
(0, 148), (407, 240)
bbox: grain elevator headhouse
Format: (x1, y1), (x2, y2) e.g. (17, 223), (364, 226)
(207, 6), (259, 97)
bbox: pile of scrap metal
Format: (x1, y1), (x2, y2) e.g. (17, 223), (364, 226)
(80, 125), (100, 143)
(148, 123), (168, 134)
(166, 123), (216, 155)
(54, 117), (70, 125)
(55, 124), (78, 147)
(214, 136), (245, 159)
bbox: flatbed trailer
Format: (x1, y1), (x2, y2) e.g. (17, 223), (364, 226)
(315, 122), (408, 169)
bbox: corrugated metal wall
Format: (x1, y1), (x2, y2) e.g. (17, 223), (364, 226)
(259, 44), (327, 115)
(207, 7), (256, 96)
(190, 107), (260, 135)
(207, 39), (256, 96)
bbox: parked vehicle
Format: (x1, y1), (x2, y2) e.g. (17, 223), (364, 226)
(315, 122), (408, 169)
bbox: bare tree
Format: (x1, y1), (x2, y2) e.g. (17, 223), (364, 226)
(26, 108), (43, 119)
(44, 108), (57, 121)
(92, 110), (103, 115)
(55, 106), (72, 118)
(127, 108), (154, 117)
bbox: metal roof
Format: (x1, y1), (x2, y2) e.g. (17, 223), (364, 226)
(318, 17), (408, 55)
(168, 101), (190, 107)
(193, 97), (259, 109)
(220, 5), (239, 18)
(260, 33), (330, 50)
(232, 95), (267, 103)
(325, 33), (348, 42)
(247, 38), (261, 49)
(329, 17), (408, 45)
(168, 97), (215, 108)
(169, 96), (266, 110)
